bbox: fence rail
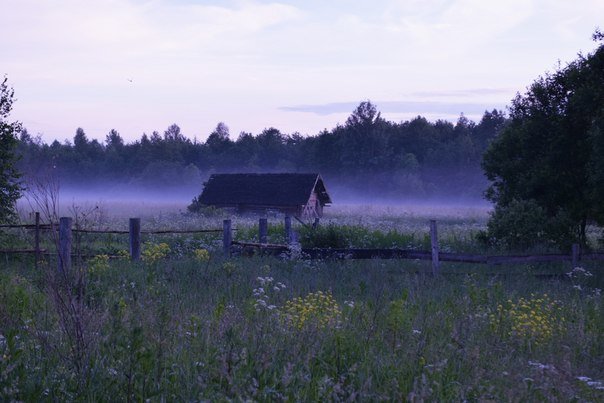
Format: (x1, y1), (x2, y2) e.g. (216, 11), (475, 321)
(0, 223), (227, 234)
(2, 214), (603, 273)
(228, 218), (602, 271)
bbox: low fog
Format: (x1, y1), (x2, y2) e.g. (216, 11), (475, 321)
(16, 175), (492, 221)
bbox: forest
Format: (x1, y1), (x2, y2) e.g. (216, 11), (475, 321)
(15, 104), (506, 201)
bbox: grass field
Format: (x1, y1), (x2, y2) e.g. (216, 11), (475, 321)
(1, 202), (603, 401)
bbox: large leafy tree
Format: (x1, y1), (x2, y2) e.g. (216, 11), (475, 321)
(482, 32), (604, 246)
(0, 76), (22, 223)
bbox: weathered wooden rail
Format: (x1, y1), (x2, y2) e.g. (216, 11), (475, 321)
(3, 214), (602, 274)
(225, 218), (601, 272)
(1, 214), (228, 271)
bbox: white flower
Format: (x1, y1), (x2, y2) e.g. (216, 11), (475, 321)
(412, 329), (422, 335)
(577, 376), (604, 390)
(528, 361), (555, 371)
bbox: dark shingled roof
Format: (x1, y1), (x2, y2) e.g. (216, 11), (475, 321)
(199, 173), (332, 207)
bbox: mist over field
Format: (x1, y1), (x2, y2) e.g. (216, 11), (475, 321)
(16, 178), (493, 223)
(13, 102), (504, 221)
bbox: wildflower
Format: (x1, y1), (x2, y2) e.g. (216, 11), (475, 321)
(577, 376), (604, 390)
(528, 360), (555, 371)
(193, 248), (210, 262)
(490, 294), (565, 344)
(257, 276), (274, 286)
(282, 290), (342, 330)
(142, 242), (170, 263)
(88, 254), (110, 275)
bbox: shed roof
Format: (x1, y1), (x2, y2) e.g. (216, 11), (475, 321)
(198, 173), (332, 207)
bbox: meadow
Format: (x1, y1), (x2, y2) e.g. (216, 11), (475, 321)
(1, 201), (603, 401)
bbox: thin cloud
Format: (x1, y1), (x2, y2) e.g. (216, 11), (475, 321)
(279, 101), (506, 116)
(410, 88), (515, 98)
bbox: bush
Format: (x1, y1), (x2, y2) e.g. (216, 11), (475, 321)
(300, 224), (349, 248)
(485, 199), (578, 251)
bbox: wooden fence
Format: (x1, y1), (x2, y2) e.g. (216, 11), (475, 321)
(2, 214), (603, 274)
(225, 218), (602, 275)
(0, 214), (226, 271)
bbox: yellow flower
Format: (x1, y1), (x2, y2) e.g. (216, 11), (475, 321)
(193, 248), (210, 262)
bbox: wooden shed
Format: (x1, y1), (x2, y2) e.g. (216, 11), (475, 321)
(197, 173), (332, 218)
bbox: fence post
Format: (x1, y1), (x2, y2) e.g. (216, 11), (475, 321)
(284, 215), (292, 245)
(58, 216), (72, 273)
(430, 220), (440, 275)
(129, 218), (141, 261)
(259, 218), (268, 244)
(223, 219), (232, 257)
(571, 243), (580, 268)
(34, 212), (40, 269)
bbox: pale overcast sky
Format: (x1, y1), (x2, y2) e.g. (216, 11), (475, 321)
(2, 0), (602, 143)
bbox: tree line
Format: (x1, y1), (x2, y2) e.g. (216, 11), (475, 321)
(5, 31), (603, 251)
(15, 103), (505, 199)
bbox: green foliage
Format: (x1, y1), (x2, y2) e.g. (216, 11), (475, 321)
(1, 250), (603, 400)
(16, 103), (505, 199)
(0, 76), (22, 223)
(484, 199), (578, 250)
(142, 242), (171, 264)
(299, 223), (418, 249)
(0, 273), (44, 331)
(483, 33), (604, 247)
(300, 224), (349, 248)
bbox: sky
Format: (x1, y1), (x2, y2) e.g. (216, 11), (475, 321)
(2, 0), (603, 143)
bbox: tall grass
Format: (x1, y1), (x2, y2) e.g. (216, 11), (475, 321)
(1, 203), (602, 400)
(1, 253), (603, 401)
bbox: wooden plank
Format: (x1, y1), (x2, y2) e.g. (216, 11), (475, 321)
(223, 219), (232, 257)
(582, 253), (604, 261)
(439, 252), (487, 263)
(259, 218), (268, 244)
(284, 216), (292, 245)
(232, 240), (289, 249)
(486, 254), (570, 265)
(430, 220), (440, 274)
(0, 224), (53, 229)
(35, 212), (40, 269)
(70, 228), (226, 234)
(0, 249), (48, 254)
(129, 218), (141, 261)
(58, 217), (72, 273)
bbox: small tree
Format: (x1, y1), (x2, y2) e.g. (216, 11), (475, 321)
(0, 76), (22, 222)
(482, 32), (604, 248)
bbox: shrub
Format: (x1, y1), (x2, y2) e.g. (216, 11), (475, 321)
(300, 224), (348, 248)
(485, 199), (578, 250)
